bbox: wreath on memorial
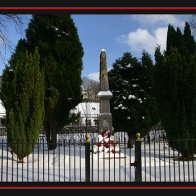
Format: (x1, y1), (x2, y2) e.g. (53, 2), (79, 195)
(95, 129), (119, 153)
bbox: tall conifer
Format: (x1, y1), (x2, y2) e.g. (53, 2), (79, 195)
(25, 15), (84, 149)
(155, 22), (196, 159)
(1, 43), (44, 161)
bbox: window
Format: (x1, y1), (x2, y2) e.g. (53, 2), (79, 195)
(94, 119), (98, 126)
(85, 119), (91, 126)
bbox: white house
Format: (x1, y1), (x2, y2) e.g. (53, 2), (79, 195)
(70, 102), (100, 126)
(0, 100), (6, 127)
(0, 99), (101, 127)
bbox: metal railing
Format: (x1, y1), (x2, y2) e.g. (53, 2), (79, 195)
(0, 128), (196, 182)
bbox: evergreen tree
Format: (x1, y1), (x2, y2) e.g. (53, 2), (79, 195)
(141, 51), (159, 130)
(166, 25), (183, 55)
(0, 42), (44, 162)
(154, 22), (196, 159)
(183, 22), (196, 54)
(24, 15), (84, 150)
(108, 52), (158, 148)
(166, 24), (177, 53)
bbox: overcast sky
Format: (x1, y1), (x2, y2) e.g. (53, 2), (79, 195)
(0, 14), (192, 82)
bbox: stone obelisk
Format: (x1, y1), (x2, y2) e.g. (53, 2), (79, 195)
(97, 49), (113, 134)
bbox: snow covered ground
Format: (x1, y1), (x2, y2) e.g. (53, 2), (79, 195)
(0, 132), (195, 182)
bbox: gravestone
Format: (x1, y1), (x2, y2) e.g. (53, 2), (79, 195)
(97, 49), (113, 134)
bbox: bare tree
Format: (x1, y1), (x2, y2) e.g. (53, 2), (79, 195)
(82, 76), (99, 102)
(0, 14), (26, 64)
(189, 15), (196, 35)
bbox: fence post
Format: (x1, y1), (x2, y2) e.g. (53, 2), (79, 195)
(85, 133), (90, 182)
(135, 132), (142, 182)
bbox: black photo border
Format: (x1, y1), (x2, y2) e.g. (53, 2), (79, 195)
(0, 0), (196, 192)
